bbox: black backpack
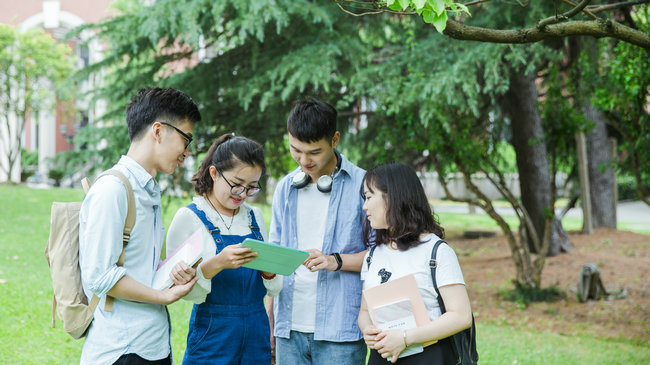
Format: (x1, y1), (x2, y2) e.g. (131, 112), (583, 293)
(430, 239), (479, 365)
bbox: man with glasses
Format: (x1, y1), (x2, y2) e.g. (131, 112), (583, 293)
(268, 99), (368, 365)
(79, 87), (202, 365)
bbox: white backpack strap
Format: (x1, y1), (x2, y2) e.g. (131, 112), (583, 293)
(94, 169), (136, 312)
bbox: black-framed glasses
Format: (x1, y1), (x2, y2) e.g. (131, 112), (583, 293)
(161, 122), (193, 149)
(217, 168), (262, 197)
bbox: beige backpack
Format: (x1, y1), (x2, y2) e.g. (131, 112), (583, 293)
(44, 169), (136, 339)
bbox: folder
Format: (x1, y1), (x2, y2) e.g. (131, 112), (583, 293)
(363, 273), (437, 347)
(153, 228), (204, 290)
(240, 238), (309, 276)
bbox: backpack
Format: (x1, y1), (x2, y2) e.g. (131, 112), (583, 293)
(44, 169), (136, 339)
(365, 240), (479, 364)
(430, 240), (479, 365)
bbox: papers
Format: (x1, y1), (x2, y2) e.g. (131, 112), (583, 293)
(240, 238), (309, 276)
(373, 299), (424, 360)
(363, 274), (437, 350)
(153, 229), (204, 290)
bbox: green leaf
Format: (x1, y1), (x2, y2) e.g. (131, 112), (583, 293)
(388, 1), (403, 11)
(429, 0), (446, 15)
(399, 0), (410, 9)
(432, 11), (448, 33)
(413, 0), (427, 9)
(422, 9), (434, 23)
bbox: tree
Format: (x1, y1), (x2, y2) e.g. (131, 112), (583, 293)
(0, 25), (74, 183)
(335, 0), (650, 49)
(66, 0), (373, 185)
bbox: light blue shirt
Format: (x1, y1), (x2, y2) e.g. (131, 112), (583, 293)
(79, 156), (169, 364)
(270, 154), (366, 342)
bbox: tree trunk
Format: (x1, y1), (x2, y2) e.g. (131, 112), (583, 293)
(583, 104), (617, 228)
(504, 71), (562, 256)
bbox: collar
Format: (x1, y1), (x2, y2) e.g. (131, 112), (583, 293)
(117, 155), (157, 191)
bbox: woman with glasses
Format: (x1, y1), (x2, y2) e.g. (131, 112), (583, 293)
(166, 133), (281, 364)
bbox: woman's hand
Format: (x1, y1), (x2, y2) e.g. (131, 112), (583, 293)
(374, 329), (407, 364)
(362, 325), (382, 348)
(216, 244), (258, 269)
(303, 249), (337, 272)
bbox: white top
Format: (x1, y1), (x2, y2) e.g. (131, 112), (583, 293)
(291, 182), (331, 332)
(361, 234), (465, 320)
(166, 196), (282, 304)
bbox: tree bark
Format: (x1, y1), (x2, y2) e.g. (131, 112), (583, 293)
(584, 104), (617, 228)
(504, 71), (562, 256)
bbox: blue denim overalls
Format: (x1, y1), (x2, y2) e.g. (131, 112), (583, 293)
(182, 203), (271, 365)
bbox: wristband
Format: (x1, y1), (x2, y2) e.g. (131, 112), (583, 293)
(331, 253), (343, 271)
(261, 272), (277, 280)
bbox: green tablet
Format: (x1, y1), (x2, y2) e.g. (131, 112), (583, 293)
(240, 238), (310, 276)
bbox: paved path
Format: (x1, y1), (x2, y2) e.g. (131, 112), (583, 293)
(432, 200), (650, 227)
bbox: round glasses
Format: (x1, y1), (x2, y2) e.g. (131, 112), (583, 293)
(217, 168), (262, 197)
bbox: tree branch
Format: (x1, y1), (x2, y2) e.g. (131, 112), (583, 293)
(443, 18), (650, 49)
(587, 0), (650, 13)
(538, 0), (593, 28)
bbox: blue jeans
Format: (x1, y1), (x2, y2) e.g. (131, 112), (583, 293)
(276, 331), (366, 365)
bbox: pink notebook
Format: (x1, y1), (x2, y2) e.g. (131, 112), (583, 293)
(152, 229), (204, 290)
(363, 273), (437, 347)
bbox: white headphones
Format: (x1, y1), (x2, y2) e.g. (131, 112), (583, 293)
(292, 151), (341, 193)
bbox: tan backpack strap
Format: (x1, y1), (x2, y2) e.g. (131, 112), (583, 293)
(81, 177), (92, 194)
(95, 169), (136, 312)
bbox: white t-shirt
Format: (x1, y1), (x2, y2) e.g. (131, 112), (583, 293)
(291, 182), (331, 332)
(361, 234), (465, 320)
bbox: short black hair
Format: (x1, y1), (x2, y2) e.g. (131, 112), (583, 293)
(126, 87), (201, 142)
(287, 99), (337, 143)
(361, 162), (444, 250)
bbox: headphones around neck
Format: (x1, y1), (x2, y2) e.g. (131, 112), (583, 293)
(292, 150), (341, 193)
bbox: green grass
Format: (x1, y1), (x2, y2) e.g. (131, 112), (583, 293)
(0, 184), (647, 364)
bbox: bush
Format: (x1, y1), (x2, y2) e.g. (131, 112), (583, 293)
(618, 175), (650, 201)
(20, 149), (38, 182)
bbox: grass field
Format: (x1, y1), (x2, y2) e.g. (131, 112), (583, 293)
(0, 184), (648, 364)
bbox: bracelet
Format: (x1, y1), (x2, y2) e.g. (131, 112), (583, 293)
(261, 272), (277, 280)
(403, 330), (408, 348)
(331, 253), (343, 271)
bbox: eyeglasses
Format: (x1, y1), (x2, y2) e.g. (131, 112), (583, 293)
(161, 122), (193, 149)
(217, 168), (262, 197)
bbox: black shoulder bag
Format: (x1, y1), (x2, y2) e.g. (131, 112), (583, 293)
(431, 240), (479, 365)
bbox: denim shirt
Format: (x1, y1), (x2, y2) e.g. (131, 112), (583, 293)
(270, 154), (366, 342)
(79, 156), (168, 364)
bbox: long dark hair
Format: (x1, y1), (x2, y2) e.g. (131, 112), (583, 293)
(193, 134), (266, 195)
(361, 162), (444, 250)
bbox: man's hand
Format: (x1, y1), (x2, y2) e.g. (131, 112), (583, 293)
(303, 249), (337, 272)
(169, 260), (197, 286)
(160, 275), (199, 305)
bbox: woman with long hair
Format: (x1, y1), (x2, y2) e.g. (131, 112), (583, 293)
(358, 162), (472, 364)
(166, 133), (281, 364)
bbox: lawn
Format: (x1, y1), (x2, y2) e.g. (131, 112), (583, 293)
(0, 184), (647, 364)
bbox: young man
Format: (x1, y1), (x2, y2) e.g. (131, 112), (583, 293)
(79, 87), (201, 365)
(269, 99), (368, 364)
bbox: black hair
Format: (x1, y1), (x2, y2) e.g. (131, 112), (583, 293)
(193, 134), (266, 195)
(287, 99), (337, 143)
(126, 87), (201, 142)
(361, 162), (444, 250)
